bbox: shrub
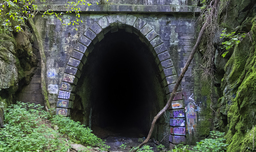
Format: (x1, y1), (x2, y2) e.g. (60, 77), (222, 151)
(51, 115), (109, 150)
(0, 102), (70, 152)
(0, 102), (109, 151)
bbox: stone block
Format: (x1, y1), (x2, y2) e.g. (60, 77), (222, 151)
(79, 35), (92, 47)
(164, 68), (176, 77)
(57, 100), (73, 108)
(117, 14), (127, 24)
(173, 136), (186, 144)
(170, 109), (185, 118)
(97, 32), (104, 42)
(71, 50), (84, 60)
(126, 15), (137, 26)
(59, 82), (72, 91)
(107, 14), (117, 24)
(98, 16), (109, 29)
(171, 100), (184, 109)
(140, 24), (152, 36)
(68, 57), (81, 69)
(56, 108), (70, 116)
(146, 30), (158, 41)
(58, 90), (71, 100)
(170, 118), (185, 127)
(154, 43), (167, 54)
(84, 29), (96, 40)
(173, 92), (183, 101)
(134, 18), (146, 30)
(65, 66), (78, 75)
(161, 59), (173, 69)
(166, 75), (177, 85)
(75, 43), (87, 53)
(90, 22), (102, 34)
(158, 51), (171, 61)
(119, 5), (133, 12)
(150, 36), (163, 47)
(173, 127), (186, 135)
(63, 73), (77, 84)
(165, 83), (175, 94)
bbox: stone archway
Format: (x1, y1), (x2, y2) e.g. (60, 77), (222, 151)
(56, 14), (180, 141)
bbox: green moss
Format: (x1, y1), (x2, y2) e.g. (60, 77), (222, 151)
(223, 20), (256, 152)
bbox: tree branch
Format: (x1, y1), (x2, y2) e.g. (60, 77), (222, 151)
(135, 0), (219, 150)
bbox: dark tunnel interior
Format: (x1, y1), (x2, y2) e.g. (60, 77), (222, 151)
(75, 29), (166, 138)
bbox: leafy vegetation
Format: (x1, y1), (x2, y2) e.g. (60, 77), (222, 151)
(192, 131), (228, 152)
(169, 131), (228, 152)
(220, 28), (246, 57)
(0, 102), (108, 151)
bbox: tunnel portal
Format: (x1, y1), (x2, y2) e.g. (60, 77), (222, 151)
(73, 29), (166, 138)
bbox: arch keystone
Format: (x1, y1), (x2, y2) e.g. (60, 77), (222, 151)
(98, 16), (109, 29)
(126, 15), (137, 26)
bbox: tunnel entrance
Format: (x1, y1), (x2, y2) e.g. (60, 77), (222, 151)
(73, 29), (166, 138)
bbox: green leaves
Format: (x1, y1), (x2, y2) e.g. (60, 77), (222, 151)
(0, 102), (70, 151)
(0, 102), (109, 151)
(51, 115), (109, 151)
(192, 131), (228, 152)
(220, 28), (246, 57)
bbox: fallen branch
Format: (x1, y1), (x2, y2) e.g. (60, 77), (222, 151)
(136, 0), (219, 149)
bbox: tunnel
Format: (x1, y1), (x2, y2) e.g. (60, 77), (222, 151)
(72, 28), (166, 138)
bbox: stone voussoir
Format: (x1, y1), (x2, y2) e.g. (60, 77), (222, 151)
(90, 22), (102, 34)
(146, 30), (158, 42)
(71, 50), (84, 60)
(98, 16), (109, 29)
(57, 99), (73, 109)
(67, 57), (83, 70)
(75, 42), (87, 53)
(65, 65), (78, 76)
(150, 36), (163, 48)
(84, 29), (97, 40)
(161, 59), (173, 69)
(140, 24), (153, 36)
(126, 15), (137, 26)
(79, 35), (92, 47)
(154, 43), (167, 54)
(59, 82), (72, 91)
(134, 18), (146, 30)
(158, 51), (171, 61)
(56, 108), (70, 116)
(63, 73), (78, 84)
(163, 67), (176, 77)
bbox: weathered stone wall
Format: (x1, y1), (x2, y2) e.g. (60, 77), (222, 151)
(32, 0), (208, 147)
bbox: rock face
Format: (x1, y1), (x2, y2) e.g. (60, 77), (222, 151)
(198, 0), (256, 151)
(0, 29), (43, 107)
